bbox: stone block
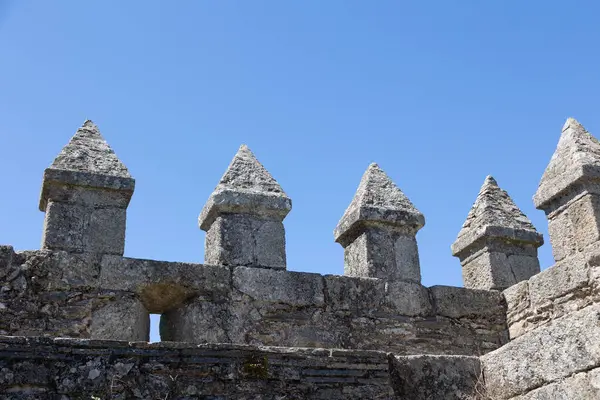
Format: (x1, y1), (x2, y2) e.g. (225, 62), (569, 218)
(86, 207), (126, 254)
(430, 285), (506, 319)
(42, 201), (126, 255)
(513, 367), (600, 399)
(343, 229), (420, 282)
(91, 297), (149, 341)
(384, 281), (433, 316)
(42, 201), (86, 252)
(569, 194), (600, 249)
(324, 275), (386, 312)
(160, 300), (229, 343)
(509, 253), (541, 282)
(232, 267), (324, 306)
(482, 304), (600, 399)
(205, 214), (286, 269)
(393, 234), (421, 282)
(462, 251), (510, 290)
(547, 208), (577, 262)
(389, 355), (482, 400)
(99, 256), (230, 313)
(528, 253), (589, 306)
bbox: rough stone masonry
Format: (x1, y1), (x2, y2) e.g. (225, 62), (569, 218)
(1, 118), (600, 399)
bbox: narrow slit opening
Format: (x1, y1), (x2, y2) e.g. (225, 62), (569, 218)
(149, 314), (161, 343)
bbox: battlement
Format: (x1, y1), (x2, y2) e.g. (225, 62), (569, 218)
(2, 118), (600, 398)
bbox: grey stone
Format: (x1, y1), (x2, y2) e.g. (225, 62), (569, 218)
(453, 176), (543, 290)
(482, 304), (600, 399)
(90, 296), (149, 341)
(232, 266), (325, 306)
(390, 355), (482, 400)
(0, 336), (394, 399)
(39, 120), (134, 210)
(430, 285), (506, 319)
(534, 118), (600, 210)
(384, 281), (433, 316)
(199, 145), (291, 269)
(99, 255), (230, 313)
(205, 214), (287, 269)
(324, 275), (387, 312)
(160, 299), (230, 343)
(534, 119), (600, 262)
(335, 163), (424, 281)
(39, 121), (134, 255)
(513, 367), (600, 399)
(528, 252), (589, 306)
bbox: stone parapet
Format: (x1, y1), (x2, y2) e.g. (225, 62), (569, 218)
(0, 246), (508, 356)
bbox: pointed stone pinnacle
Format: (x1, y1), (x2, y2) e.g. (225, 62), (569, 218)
(199, 145), (291, 231)
(334, 163), (424, 245)
(49, 120), (131, 178)
(534, 118), (600, 209)
(452, 176), (543, 257)
(39, 121), (134, 210)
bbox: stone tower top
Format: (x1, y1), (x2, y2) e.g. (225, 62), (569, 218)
(334, 163), (424, 246)
(452, 175), (543, 257)
(39, 120), (134, 211)
(198, 144), (291, 231)
(534, 117), (600, 210)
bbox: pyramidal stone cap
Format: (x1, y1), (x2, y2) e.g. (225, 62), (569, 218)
(198, 144), (292, 231)
(334, 163), (424, 246)
(39, 120), (135, 211)
(452, 176), (543, 257)
(534, 118), (600, 209)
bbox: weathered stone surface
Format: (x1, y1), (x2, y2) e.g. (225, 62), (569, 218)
(482, 304), (600, 399)
(430, 285), (506, 319)
(0, 250), (101, 338)
(335, 163), (424, 281)
(90, 296), (149, 341)
(199, 144), (291, 229)
(199, 145), (291, 269)
(390, 355), (483, 400)
(503, 252), (600, 339)
(205, 214), (287, 269)
(1, 247), (507, 356)
(512, 366), (600, 399)
(453, 176), (543, 290)
(534, 118), (600, 210)
(534, 119), (600, 262)
(39, 120), (134, 210)
(0, 336), (393, 399)
(99, 255), (230, 313)
(39, 121), (134, 255)
(233, 266), (325, 306)
(528, 253), (589, 305)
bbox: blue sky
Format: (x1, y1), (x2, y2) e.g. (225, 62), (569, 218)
(1, 1), (599, 341)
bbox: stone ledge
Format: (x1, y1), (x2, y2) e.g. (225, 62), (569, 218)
(481, 303), (600, 399)
(0, 335), (392, 399)
(509, 365), (600, 399)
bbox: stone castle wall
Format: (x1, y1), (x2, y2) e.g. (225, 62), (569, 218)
(2, 118), (600, 398)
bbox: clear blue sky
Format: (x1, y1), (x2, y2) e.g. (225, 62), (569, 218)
(1, 1), (599, 341)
